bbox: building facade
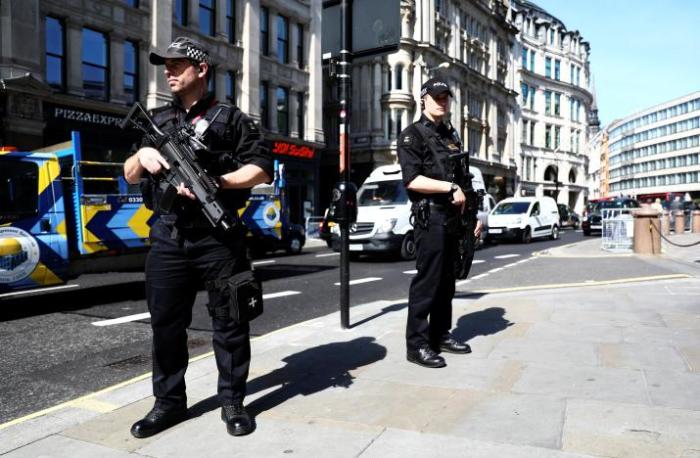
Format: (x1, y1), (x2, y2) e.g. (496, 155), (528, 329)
(322, 0), (519, 203)
(0, 0), (324, 223)
(606, 91), (700, 202)
(511, 0), (596, 213)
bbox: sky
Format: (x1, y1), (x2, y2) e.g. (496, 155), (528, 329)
(530, 0), (700, 126)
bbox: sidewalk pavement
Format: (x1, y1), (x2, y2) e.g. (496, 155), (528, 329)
(2, 237), (699, 457)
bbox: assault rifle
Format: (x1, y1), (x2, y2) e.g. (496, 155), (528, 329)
(445, 127), (485, 280)
(120, 102), (238, 231)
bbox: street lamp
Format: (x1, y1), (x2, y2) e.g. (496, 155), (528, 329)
(425, 62), (450, 76)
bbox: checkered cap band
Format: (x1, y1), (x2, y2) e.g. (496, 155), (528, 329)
(185, 46), (209, 64)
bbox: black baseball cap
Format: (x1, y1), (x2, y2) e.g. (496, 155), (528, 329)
(420, 77), (453, 98)
(149, 36), (210, 65)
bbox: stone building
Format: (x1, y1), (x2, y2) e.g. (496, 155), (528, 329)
(511, 0), (597, 213)
(322, 0), (519, 202)
(0, 0), (324, 223)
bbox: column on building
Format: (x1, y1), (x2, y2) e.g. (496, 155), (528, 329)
(240, 0), (260, 116)
(268, 8), (278, 61)
(188, 0), (200, 33)
(215, 70), (227, 103)
(371, 60), (383, 139)
(308, 0), (324, 143)
(216, 0), (228, 40)
(290, 19), (299, 68)
(423, 0), (431, 44)
(65, 18), (84, 97)
(360, 63), (371, 133)
(290, 88), (299, 138)
(268, 83), (277, 133)
(146, 0), (172, 108)
(110, 33), (125, 104)
(413, 0), (423, 42)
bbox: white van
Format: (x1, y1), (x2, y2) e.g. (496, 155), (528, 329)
(486, 196), (560, 243)
(335, 164), (490, 259)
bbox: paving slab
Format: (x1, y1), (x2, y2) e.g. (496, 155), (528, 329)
(489, 337), (599, 366)
(3, 435), (134, 458)
(643, 368), (700, 411)
(598, 342), (689, 371)
(562, 398), (700, 458)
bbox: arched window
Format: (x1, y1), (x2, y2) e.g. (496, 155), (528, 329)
(395, 64), (404, 90)
(569, 168), (577, 184)
(387, 66), (392, 91)
(544, 165), (558, 182)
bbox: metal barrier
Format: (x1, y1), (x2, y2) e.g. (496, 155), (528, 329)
(305, 216), (324, 239)
(601, 208), (635, 252)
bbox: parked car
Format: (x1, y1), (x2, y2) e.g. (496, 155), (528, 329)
(557, 204), (580, 229)
(318, 209), (336, 248)
(486, 196), (560, 243)
(581, 198), (640, 236)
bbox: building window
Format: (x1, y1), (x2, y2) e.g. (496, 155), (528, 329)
(554, 93), (561, 116)
(395, 64), (404, 90)
(297, 92), (305, 139)
(226, 71), (236, 104)
(554, 59), (560, 80)
(570, 64), (575, 84)
(260, 82), (269, 128)
(260, 7), (269, 56)
(200, 0), (215, 36)
(554, 125), (561, 148)
(544, 91), (552, 115)
(545, 57), (551, 78)
(124, 0), (138, 7)
(124, 40), (138, 104)
(549, 28), (555, 44)
(521, 83), (528, 105)
(276, 87), (289, 136)
(529, 51), (535, 72)
(530, 121), (536, 146)
(387, 66), (392, 91)
(82, 28), (109, 101)
(45, 16), (65, 91)
(277, 15), (289, 64)
(296, 24), (304, 69)
(396, 109), (403, 135)
(175, 0), (188, 26)
(521, 47), (527, 69)
(207, 67), (215, 93)
(545, 124), (552, 149)
(226, 0), (235, 44)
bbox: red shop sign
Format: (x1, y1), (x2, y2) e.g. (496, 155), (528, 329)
(272, 141), (315, 159)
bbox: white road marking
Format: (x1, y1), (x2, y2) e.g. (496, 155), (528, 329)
(0, 284), (79, 298)
(471, 273), (489, 280)
(494, 254), (520, 259)
(263, 290), (301, 299)
(92, 312), (151, 327)
(472, 259), (485, 264)
(456, 279), (471, 286)
(403, 270), (418, 274)
(503, 263), (519, 268)
(316, 252), (340, 258)
(334, 277), (383, 286)
(488, 267), (504, 273)
(252, 260), (276, 265)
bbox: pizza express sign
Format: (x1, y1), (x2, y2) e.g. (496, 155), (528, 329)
(46, 104), (125, 128)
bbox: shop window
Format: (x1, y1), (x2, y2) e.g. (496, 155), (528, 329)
(277, 87), (289, 136)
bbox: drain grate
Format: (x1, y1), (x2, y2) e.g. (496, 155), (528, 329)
(105, 354), (150, 370)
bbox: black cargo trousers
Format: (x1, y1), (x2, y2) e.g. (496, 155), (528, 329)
(145, 219), (251, 410)
(406, 207), (459, 351)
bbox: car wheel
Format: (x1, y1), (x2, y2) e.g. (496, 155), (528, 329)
(400, 232), (416, 260)
(583, 229), (591, 236)
(286, 235), (303, 254)
(521, 227), (532, 244)
(550, 225), (559, 240)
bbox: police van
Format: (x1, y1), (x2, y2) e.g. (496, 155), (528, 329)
(332, 164), (491, 259)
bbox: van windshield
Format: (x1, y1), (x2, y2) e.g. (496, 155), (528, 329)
(0, 161), (39, 218)
(492, 201), (531, 215)
(357, 180), (408, 206)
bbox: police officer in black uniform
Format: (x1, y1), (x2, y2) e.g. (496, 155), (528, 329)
(123, 37), (273, 437)
(397, 78), (483, 368)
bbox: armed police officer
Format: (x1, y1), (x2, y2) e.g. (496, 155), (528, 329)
(123, 37), (273, 437)
(397, 78), (483, 368)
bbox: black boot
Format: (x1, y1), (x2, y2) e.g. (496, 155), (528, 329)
(130, 405), (188, 438)
(221, 402), (255, 436)
(407, 344), (446, 368)
(438, 335), (472, 354)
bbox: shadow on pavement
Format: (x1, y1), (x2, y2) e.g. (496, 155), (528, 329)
(188, 337), (387, 419)
(452, 307), (514, 343)
(350, 302), (407, 328)
(254, 264), (336, 282)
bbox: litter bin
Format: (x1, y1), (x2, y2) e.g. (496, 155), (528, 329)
(633, 208), (661, 255)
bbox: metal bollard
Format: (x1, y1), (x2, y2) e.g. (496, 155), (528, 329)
(693, 210), (700, 233)
(674, 211), (686, 234)
(633, 208), (661, 255)
(662, 211), (671, 235)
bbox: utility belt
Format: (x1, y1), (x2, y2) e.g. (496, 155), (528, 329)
(411, 197), (459, 230)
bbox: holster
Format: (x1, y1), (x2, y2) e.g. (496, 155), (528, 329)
(205, 270), (264, 323)
(410, 199), (431, 229)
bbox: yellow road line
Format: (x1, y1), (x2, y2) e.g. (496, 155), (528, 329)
(470, 274), (691, 294)
(0, 314), (322, 431)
